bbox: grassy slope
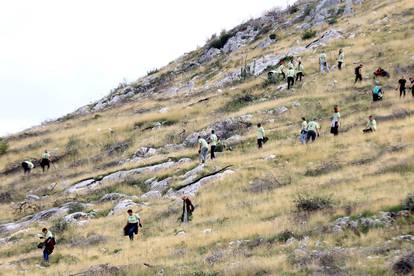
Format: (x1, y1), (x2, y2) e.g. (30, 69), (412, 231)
(0, 0), (413, 275)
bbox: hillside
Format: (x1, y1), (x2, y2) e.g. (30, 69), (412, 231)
(0, 0), (414, 275)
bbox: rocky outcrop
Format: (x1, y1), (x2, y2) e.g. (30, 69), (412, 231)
(67, 158), (191, 194)
(305, 29), (343, 49)
(222, 26), (260, 54)
(0, 202), (86, 234)
(184, 115), (253, 146)
(64, 212), (95, 224)
(109, 199), (138, 215)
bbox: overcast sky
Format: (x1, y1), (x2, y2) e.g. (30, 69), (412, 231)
(0, 0), (294, 136)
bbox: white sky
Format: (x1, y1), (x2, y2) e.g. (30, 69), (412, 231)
(0, 0), (294, 136)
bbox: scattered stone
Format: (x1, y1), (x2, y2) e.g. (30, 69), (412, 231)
(76, 264), (120, 276)
(99, 193), (127, 202)
(203, 228), (212, 235)
(205, 251), (224, 266)
(109, 199), (138, 216)
(64, 212), (94, 224)
(141, 191), (162, 200)
(134, 147), (158, 158)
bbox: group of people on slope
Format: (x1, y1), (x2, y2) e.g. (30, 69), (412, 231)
(319, 49), (345, 73)
(270, 57), (304, 90)
(197, 130), (218, 164)
(22, 150), (51, 175)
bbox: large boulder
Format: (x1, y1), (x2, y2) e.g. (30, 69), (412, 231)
(134, 147), (158, 158)
(199, 48), (221, 63)
(222, 26), (260, 54)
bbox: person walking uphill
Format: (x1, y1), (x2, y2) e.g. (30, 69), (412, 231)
(287, 67), (295, 89)
(22, 160), (34, 174)
(38, 228), (55, 263)
(296, 61), (304, 82)
(257, 123), (266, 149)
(330, 105), (341, 136)
(363, 115), (377, 133)
(337, 49), (344, 70)
(123, 209), (142, 241)
(209, 130), (218, 160)
(396, 76), (407, 98)
(306, 119), (320, 143)
(319, 52), (329, 73)
(354, 64), (363, 83)
(41, 150), (51, 173)
(181, 196), (195, 223)
(198, 136), (209, 164)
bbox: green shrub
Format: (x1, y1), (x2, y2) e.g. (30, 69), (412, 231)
(222, 93), (256, 112)
(304, 4), (315, 17)
(328, 17), (338, 25)
(302, 29), (317, 40)
(50, 219), (69, 234)
(147, 68), (159, 76)
(403, 193), (414, 211)
(65, 136), (80, 157)
(209, 30), (233, 49)
(269, 33), (277, 40)
(0, 139), (8, 155)
(289, 5), (299, 14)
(68, 202), (85, 214)
(294, 193), (333, 212)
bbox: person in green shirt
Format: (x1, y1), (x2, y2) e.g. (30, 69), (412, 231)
(257, 123), (266, 149)
(39, 228), (55, 262)
(198, 136), (209, 163)
(209, 130), (218, 160)
(363, 115), (377, 133)
(124, 209), (142, 241)
(275, 63), (286, 80)
(306, 119), (320, 143)
(337, 49), (344, 70)
(287, 67), (295, 90)
(330, 105), (341, 136)
(41, 150), (51, 173)
(296, 61), (304, 82)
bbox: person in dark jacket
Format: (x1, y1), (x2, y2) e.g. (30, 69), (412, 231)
(40, 150), (51, 173)
(22, 160), (34, 174)
(39, 228), (56, 262)
(354, 64), (363, 83)
(123, 209), (142, 241)
(181, 196), (195, 223)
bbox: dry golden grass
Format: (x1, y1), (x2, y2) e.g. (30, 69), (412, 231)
(0, 0), (413, 275)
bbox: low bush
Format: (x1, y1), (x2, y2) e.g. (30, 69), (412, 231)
(68, 202), (85, 214)
(289, 5), (299, 14)
(294, 193), (333, 212)
(302, 29), (317, 40)
(403, 193), (414, 211)
(209, 30), (233, 49)
(147, 68), (159, 76)
(269, 33), (277, 40)
(65, 136), (80, 157)
(303, 4), (315, 17)
(0, 139), (8, 156)
(222, 93), (256, 112)
(50, 218), (69, 234)
(328, 17), (338, 25)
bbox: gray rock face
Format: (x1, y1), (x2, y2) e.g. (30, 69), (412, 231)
(224, 135), (244, 147)
(0, 202), (84, 234)
(250, 54), (283, 76)
(64, 212), (94, 224)
(258, 37), (276, 49)
(167, 170), (234, 197)
(222, 26), (260, 54)
(199, 48), (221, 63)
(134, 147), (158, 158)
(141, 191), (162, 200)
(306, 29), (343, 49)
(149, 177), (173, 192)
(66, 159), (191, 194)
(109, 199), (138, 215)
(184, 115), (253, 146)
(99, 193), (127, 202)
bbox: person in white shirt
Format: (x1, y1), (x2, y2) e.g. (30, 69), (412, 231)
(209, 130), (218, 160)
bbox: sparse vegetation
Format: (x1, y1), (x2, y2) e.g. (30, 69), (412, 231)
(302, 29), (317, 40)
(0, 139), (8, 156)
(294, 193), (333, 212)
(209, 30), (233, 49)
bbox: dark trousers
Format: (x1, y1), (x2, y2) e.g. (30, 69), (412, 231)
(355, 73), (362, 83)
(210, 145), (216, 159)
(287, 77), (294, 89)
(281, 72), (286, 80)
(373, 93), (382, 102)
(363, 128), (374, 133)
(257, 138), (263, 149)
(400, 88), (406, 97)
(41, 159), (50, 172)
(338, 62), (343, 70)
(43, 249), (49, 261)
(124, 223), (138, 240)
(296, 72), (303, 82)
(306, 130), (317, 142)
(22, 162), (31, 174)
